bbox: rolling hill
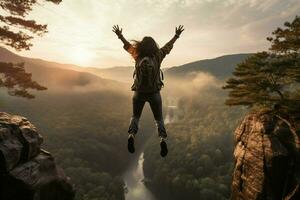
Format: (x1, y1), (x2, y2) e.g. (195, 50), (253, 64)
(83, 66), (134, 83)
(164, 53), (252, 79)
(83, 54), (253, 82)
(0, 47), (253, 86)
(0, 47), (253, 84)
(0, 47), (127, 92)
(79, 53), (252, 83)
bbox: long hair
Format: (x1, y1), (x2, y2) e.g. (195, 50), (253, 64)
(130, 36), (159, 60)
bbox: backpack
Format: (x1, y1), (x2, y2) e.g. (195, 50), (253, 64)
(132, 56), (164, 93)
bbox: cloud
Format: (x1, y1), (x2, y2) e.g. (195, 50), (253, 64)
(165, 72), (221, 100)
(191, 72), (220, 90)
(14, 0), (300, 68)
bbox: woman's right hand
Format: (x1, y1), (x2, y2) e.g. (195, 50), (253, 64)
(175, 25), (184, 37)
(112, 25), (123, 37)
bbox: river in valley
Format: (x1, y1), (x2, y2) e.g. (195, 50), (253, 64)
(122, 104), (178, 200)
(123, 152), (157, 200)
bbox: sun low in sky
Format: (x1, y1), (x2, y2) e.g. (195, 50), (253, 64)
(14, 0), (300, 68)
(70, 46), (95, 66)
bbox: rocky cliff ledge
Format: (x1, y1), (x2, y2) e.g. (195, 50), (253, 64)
(231, 112), (300, 200)
(0, 112), (75, 200)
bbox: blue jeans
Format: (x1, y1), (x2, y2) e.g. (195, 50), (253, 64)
(128, 91), (167, 138)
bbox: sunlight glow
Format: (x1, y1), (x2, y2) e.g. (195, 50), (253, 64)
(69, 47), (94, 66)
(15, 0), (300, 67)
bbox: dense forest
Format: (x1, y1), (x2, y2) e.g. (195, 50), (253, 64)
(0, 51), (248, 200)
(1, 89), (132, 200)
(143, 86), (245, 200)
(0, 46), (251, 200)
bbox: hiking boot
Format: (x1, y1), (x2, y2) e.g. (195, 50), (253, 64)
(160, 138), (168, 157)
(128, 134), (135, 153)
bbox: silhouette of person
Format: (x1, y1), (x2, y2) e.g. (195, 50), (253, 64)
(113, 25), (184, 157)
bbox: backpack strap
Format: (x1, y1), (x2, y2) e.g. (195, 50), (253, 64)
(133, 57), (143, 79)
(160, 69), (164, 80)
(138, 57), (148, 66)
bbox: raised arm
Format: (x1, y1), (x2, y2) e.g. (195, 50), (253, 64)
(159, 25), (184, 60)
(112, 25), (133, 54)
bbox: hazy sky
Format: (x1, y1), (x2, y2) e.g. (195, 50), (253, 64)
(12, 0), (300, 68)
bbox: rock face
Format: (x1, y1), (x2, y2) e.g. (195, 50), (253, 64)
(0, 112), (75, 200)
(231, 112), (300, 200)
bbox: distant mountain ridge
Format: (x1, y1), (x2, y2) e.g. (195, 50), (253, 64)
(0, 47), (126, 92)
(165, 53), (253, 79)
(0, 47), (83, 70)
(0, 47), (135, 83)
(0, 47), (253, 83)
(83, 66), (134, 83)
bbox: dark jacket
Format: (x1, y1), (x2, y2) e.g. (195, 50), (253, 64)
(120, 36), (177, 92)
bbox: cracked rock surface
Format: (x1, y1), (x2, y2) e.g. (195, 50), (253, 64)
(0, 112), (75, 200)
(231, 112), (300, 200)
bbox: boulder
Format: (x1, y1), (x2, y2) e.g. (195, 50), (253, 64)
(0, 112), (75, 200)
(231, 112), (300, 200)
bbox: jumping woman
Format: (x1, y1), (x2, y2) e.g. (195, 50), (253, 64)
(113, 25), (184, 157)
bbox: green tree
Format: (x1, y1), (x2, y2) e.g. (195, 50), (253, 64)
(0, 62), (47, 98)
(0, 0), (61, 50)
(223, 16), (300, 112)
(0, 0), (62, 98)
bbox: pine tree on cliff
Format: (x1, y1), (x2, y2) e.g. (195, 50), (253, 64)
(223, 16), (300, 116)
(0, 0), (62, 98)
